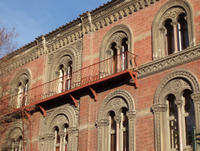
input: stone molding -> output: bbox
[152,104,167,113]
[137,44,200,78]
[154,69,200,105]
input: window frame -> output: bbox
[152,0,195,60]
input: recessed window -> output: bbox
[57,56,73,93]
[15,75,29,108]
[152,1,194,60]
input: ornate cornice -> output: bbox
[137,44,200,78]
[83,0,161,34]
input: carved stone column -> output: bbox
[172,21,179,53]
[59,132,65,151]
[152,103,167,151]
[191,93,200,136]
[127,111,136,151]
[175,99,184,151]
[192,93,200,151]
[97,119,109,151]
[115,116,121,151]
[159,27,167,58]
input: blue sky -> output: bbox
[0,0,110,50]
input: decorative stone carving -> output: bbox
[127,111,136,120]
[152,0,195,60]
[152,104,167,113]
[191,93,200,102]
[97,89,135,151]
[162,7,185,21]
[153,69,200,151]
[39,105,78,151]
[97,119,109,127]
[138,45,200,78]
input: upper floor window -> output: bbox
[152,0,194,60]
[162,11,189,56]
[56,56,73,93]
[100,25,133,78]
[17,79,29,108]
[11,71,31,108]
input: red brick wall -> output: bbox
[1,0,200,150]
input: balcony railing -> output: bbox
[0,51,137,113]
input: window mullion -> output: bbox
[172,22,179,53]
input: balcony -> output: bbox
[0,51,137,115]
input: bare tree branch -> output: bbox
[0,26,18,57]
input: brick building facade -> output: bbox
[0,0,200,151]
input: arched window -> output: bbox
[107,109,129,151]
[53,124,69,151]
[152,71,200,151]
[107,32,129,74]
[14,73,30,108]
[100,25,133,78]
[56,56,73,93]
[152,0,194,60]
[162,10,189,55]
[97,90,135,151]
[10,136,23,151]
[6,127,24,151]
[39,105,78,151]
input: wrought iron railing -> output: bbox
[0,51,137,113]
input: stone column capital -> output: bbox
[127,111,136,120]
[175,99,183,108]
[97,119,109,127]
[152,103,167,113]
[191,92,200,102]
[114,116,121,124]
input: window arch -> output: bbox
[39,105,78,151]
[97,90,136,151]
[4,127,24,151]
[152,0,195,60]
[152,70,200,151]
[56,56,73,93]
[47,47,81,95]
[100,25,133,77]
[11,69,31,108]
